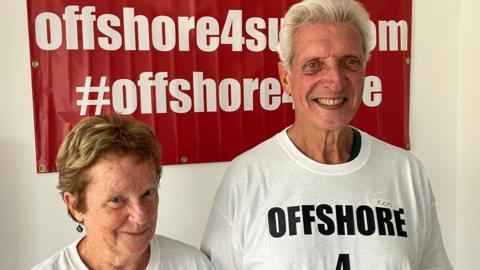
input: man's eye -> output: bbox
[302,61,322,73]
[343,57,362,71]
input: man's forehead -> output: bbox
[292,22,364,61]
[294,21,362,39]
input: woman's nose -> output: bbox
[128,203,148,224]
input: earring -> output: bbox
[76,224,83,233]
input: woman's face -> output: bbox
[74,153,159,258]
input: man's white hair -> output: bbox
[278,0,372,70]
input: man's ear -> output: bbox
[277,62,292,95]
[63,192,83,222]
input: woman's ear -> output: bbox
[63,192,83,222]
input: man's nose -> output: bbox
[322,64,345,91]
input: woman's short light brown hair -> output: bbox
[56,113,161,221]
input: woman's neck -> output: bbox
[77,236,150,270]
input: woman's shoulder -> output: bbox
[149,235,213,269]
[30,239,85,270]
[153,234,203,255]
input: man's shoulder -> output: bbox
[363,130,416,159]
[361,130,424,170]
[231,131,283,165]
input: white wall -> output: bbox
[1,0,476,269]
[409,0,460,263]
[456,0,480,268]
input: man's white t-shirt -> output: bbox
[201,128,452,270]
[32,234,213,270]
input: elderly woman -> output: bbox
[32,114,213,270]
[201,0,452,269]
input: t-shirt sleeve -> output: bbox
[201,202,241,270]
[201,162,245,270]
[419,184,453,270]
[190,247,215,270]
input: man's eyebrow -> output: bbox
[300,56,327,62]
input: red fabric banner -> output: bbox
[26,0,411,172]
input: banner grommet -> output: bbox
[31,60,40,68]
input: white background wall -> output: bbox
[456,0,480,268]
[0,0,478,269]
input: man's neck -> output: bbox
[286,124,353,164]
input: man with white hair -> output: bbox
[201,0,452,269]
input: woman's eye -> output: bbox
[143,189,157,198]
[108,196,124,207]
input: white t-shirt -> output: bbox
[32,234,213,270]
[201,128,452,270]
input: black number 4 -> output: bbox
[336,254,351,270]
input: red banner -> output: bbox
[26,0,411,172]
